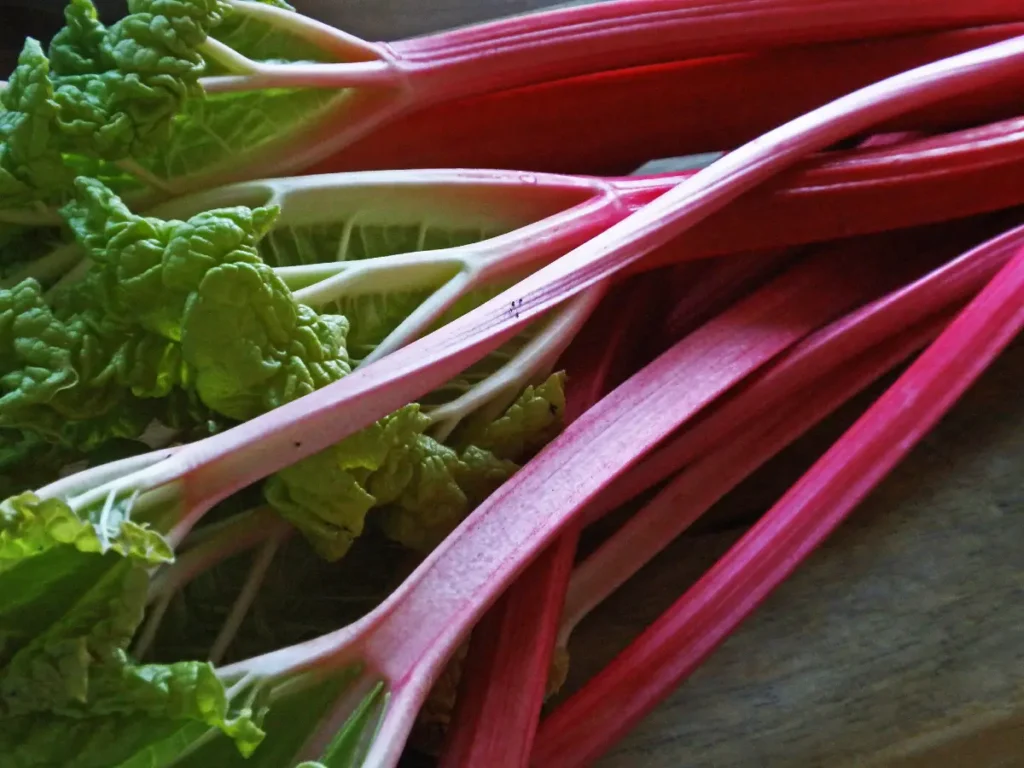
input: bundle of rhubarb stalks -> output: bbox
[3,0,1024,766]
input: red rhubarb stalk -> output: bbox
[171,31,1024,505]
[196,0,1024,191]
[324,25,1024,175]
[560,311,952,653]
[590,221,1024,522]
[621,116,1024,263]
[313,114,1024,275]
[436,526,577,768]
[438,265,721,767]
[339,244,892,767]
[559,222,1024,651]
[438,233,908,767]
[657,249,794,342]
[390,0,1024,100]
[532,239,1024,768]
[152,114,1024,309]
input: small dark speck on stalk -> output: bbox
[293,441,302,448]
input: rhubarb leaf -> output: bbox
[138,0,352,186]
[59,178,352,422]
[0,276,191,449]
[457,372,568,461]
[0,0,348,214]
[0,558,152,714]
[265,375,568,557]
[373,432,515,553]
[0,492,171,572]
[0,532,262,763]
[0,695,263,767]
[169,673,365,768]
[0,714,211,768]
[0,492,169,667]
[0,40,71,207]
[264,405,508,558]
[0,0,232,214]
[182,260,351,420]
[207,0,333,64]
[260,220,504,361]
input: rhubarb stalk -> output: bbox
[326,25,1024,175]
[532,241,1024,768]
[438,272,663,768]
[589,219,1024,522]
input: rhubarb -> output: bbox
[533,234,1024,768]
[4,34,1023,767]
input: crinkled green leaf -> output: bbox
[61,178,352,421]
[182,259,350,419]
[0,40,72,206]
[62,176,276,338]
[0,278,78,413]
[0,544,262,762]
[459,372,568,461]
[49,0,227,162]
[264,406,426,559]
[0,550,115,666]
[0,500,166,675]
[0,0,230,213]
[0,492,172,569]
[48,0,107,76]
[374,437,515,552]
[0,276,192,448]
[375,376,568,550]
[0,559,150,714]
[267,405,516,556]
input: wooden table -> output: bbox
[319,1,1024,764]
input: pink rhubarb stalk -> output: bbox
[206,0,1024,189]
[559,311,953,657]
[589,220,1024,522]
[438,226,932,767]
[531,240,1024,768]
[327,25,1024,175]
[165,28,1024,515]
[438,272,675,768]
[560,222,1024,654]
[389,0,1024,100]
